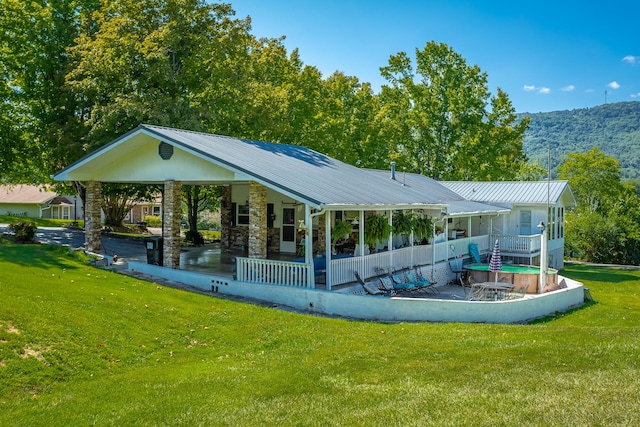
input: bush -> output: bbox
[142,215,162,227]
[9,220,37,242]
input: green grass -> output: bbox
[1,238,639,426]
[0,215,83,228]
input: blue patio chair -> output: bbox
[410,267,439,294]
[469,243,481,264]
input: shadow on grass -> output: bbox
[0,238,85,271]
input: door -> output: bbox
[281,207,296,253]
[520,210,531,235]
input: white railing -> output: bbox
[491,234,541,254]
[234,234,540,288]
[235,257,311,288]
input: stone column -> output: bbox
[248,182,267,259]
[163,180,182,269]
[220,186,232,251]
[84,181,102,253]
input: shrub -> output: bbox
[9,220,37,242]
[142,215,162,227]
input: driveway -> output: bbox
[0,224,148,263]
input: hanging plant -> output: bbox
[411,215,434,243]
[331,219,353,247]
[364,213,391,251]
[392,211,415,237]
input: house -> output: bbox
[52,124,584,323]
[0,185,82,220]
[441,181,576,270]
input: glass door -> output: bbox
[281,208,296,253]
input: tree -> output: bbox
[0,0,100,183]
[559,148,640,264]
[378,41,528,180]
[101,183,158,228]
[558,147,624,213]
[183,185,220,244]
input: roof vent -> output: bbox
[390,161,396,180]
[158,142,174,160]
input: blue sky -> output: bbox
[228,0,640,113]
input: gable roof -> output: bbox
[0,185,58,204]
[54,124,447,211]
[440,181,577,207]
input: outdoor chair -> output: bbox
[354,271,385,296]
[449,258,464,285]
[508,285,528,299]
[406,268,438,295]
[375,267,418,295]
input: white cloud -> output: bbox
[585,89,595,93]
[631,93,640,98]
[561,85,575,92]
[608,81,621,89]
[523,85,550,94]
[623,55,638,63]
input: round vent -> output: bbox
[158,141,174,160]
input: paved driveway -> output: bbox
[1,224,148,263]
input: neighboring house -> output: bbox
[126,198,162,224]
[0,185,82,220]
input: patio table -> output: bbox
[471,282,515,301]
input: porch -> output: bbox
[233,233,545,290]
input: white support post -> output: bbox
[388,209,393,268]
[325,212,332,291]
[305,205,314,288]
[539,226,548,293]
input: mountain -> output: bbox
[518,101,640,180]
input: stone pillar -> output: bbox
[163,180,182,269]
[220,186,232,251]
[248,182,267,259]
[84,181,102,253]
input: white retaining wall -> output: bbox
[128,261,585,324]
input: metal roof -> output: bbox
[54,125,447,210]
[365,171,511,216]
[440,181,576,206]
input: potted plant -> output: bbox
[364,213,391,252]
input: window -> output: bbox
[153,205,161,216]
[237,204,249,225]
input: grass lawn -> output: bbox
[0,215,83,228]
[1,238,639,426]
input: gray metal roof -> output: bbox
[54,125,447,210]
[365,171,511,216]
[440,181,576,206]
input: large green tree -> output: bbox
[378,41,528,180]
[0,0,100,182]
[559,148,640,264]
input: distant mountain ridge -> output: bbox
[518,101,640,180]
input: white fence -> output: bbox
[235,234,536,288]
[491,234,541,254]
[236,257,311,288]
